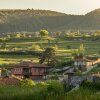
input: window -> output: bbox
[39,68,42,71]
[34,68,37,72]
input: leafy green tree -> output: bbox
[1,42,6,49]
[55,32,61,38]
[1,68,9,77]
[78,43,85,55]
[67,45,71,49]
[40,29,49,37]
[72,44,85,60]
[23,33,26,38]
[39,47,57,65]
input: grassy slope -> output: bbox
[0,84,100,100]
[0,37,100,65]
[67,87,100,100]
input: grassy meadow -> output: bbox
[0,80,100,100]
[0,36,100,66]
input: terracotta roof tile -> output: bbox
[9,61,50,68]
[86,57,99,61]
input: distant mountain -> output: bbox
[86,8,100,16]
[0,9,100,33]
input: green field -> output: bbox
[0,37,100,65]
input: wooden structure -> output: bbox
[9,61,50,80]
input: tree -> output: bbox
[1,42,6,49]
[72,44,85,59]
[40,29,49,37]
[1,68,9,77]
[67,45,71,49]
[55,32,61,38]
[16,33,21,38]
[39,47,57,66]
[78,43,85,55]
[23,33,26,38]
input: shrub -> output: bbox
[40,29,49,37]
[36,82,47,86]
[20,79,36,87]
[31,45,41,51]
[81,80,93,88]
[46,80,64,96]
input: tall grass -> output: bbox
[66,81,100,100]
[0,80,65,100]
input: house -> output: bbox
[8,61,50,80]
[74,56,100,71]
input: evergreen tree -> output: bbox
[78,43,85,56]
[39,47,57,66]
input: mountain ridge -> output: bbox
[0,8,100,33]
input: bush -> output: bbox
[46,80,64,96]
[40,30,49,37]
[0,80,66,100]
[81,80,100,90]
[81,80,93,87]
[20,79,36,87]
[36,82,47,87]
[31,45,41,51]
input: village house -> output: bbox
[74,56,100,71]
[8,61,50,80]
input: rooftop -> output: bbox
[75,56,99,62]
[9,61,50,68]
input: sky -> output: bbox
[0,0,100,15]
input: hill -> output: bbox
[0,9,100,33]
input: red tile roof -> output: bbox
[86,57,99,61]
[9,61,50,68]
[75,56,99,62]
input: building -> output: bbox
[9,61,50,80]
[74,56,100,71]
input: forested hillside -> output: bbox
[0,8,100,33]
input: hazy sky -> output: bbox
[0,0,100,15]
